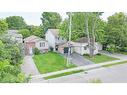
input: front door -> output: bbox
[55,45,58,51]
[29,47,33,55]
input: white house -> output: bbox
[5,30,23,43]
[24,35,49,55]
[72,37,102,55]
[45,29,67,51]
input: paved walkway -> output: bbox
[21,56,40,76]
[39,63,127,83]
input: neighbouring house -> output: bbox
[24,35,49,55]
[57,37,102,55]
[72,37,102,55]
[5,30,23,43]
[45,29,67,51]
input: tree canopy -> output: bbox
[59,12,106,42]
[6,16,26,30]
[105,12,127,51]
[0,19,8,34]
[41,12,62,32]
[0,37,25,83]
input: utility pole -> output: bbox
[67,12,72,67]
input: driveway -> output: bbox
[41,63,127,83]
[100,51,127,60]
[21,56,40,76]
[70,53,94,66]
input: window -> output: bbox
[84,46,87,50]
[40,42,45,47]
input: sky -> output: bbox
[0,12,115,26]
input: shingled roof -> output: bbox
[24,35,46,42]
[48,29,59,37]
[75,37,94,43]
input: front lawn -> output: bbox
[33,52,76,74]
[84,54,119,63]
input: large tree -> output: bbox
[6,16,26,30]
[0,38,25,83]
[41,12,62,32]
[105,12,127,51]
[59,12,105,41]
[0,19,8,34]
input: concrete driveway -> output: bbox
[100,51,127,60]
[41,63,127,83]
[21,56,40,76]
[70,53,94,66]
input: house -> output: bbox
[5,30,23,43]
[45,29,67,51]
[72,37,102,55]
[24,35,49,55]
[57,37,102,55]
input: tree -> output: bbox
[0,19,8,35]
[26,25,44,38]
[6,16,26,30]
[106,12,127,51]
[0,60,25,83]
[19,29,31,38]
[60,12,105,41]
[0,39,25,83]
[41,12,62,32]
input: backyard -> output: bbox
[84,54,119,63]
[33,52,76,74]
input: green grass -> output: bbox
[33,52,76,74]
[84,54,119,63]
[44,70,84,79]
[118,51,127,55]
[103,61,127,67]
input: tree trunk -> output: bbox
[85,13,91,56]
[91,13,99,57]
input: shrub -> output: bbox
[121,47,127,52]
[50,47,54,51]
[83,54,90,57]
[106,44,117,53]
[97,53,101,56]
[33,48,41,55]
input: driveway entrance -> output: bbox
[70,53,94,66]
